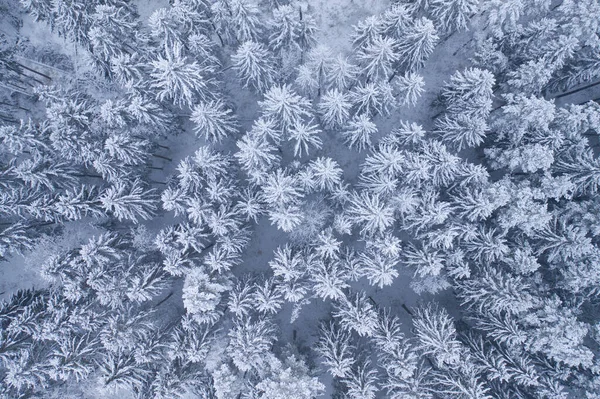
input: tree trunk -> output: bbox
[388,70,397,83]
[439,32,454,45]
[152,291,174,309]
[152,153,173,162]
[27,221,57,229]
[551,1,563,11]
[452,38,473,56]
[14,61,52,81]
[0,113,18,123]
[73,173,103,179]
[210,22,225,47]
[0,82,31,96]
[14,55,69,74]
[551,79,600,100]
[367,295,378,306]
[490,102,505,113]
[0,101,30,111]
[431,109,444,120]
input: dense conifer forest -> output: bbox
[2,0,600,398]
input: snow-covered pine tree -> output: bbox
[429,0,479,35]
[260,168,306,232]
[451,186,501,222]
[295,64,319,97]
[554,147,600,194]
[28,0,94,46]
[314,228,342,263]
[456,266,536,316]
[269,4,316,54]
[255,353,325,399]
[268,244,306,283]
[104,133,150,166]
[396,17,439,73]
[440,67,495,119]
[227,316,277,373]
[333,291,379,337]
[380,3,414,39]
[235,132,280,176]
[252,277,284,315]
[373,308,407,356]
[268,204,304,232]
[434,113,489,150]
[19,0,53,23]
[357,36,400,81]
[480,0,526,34]
[499,19,580,96]
[309,259,349,301]
[149,7,184,48]
[318,89,352,130]
[490,93,556,147]
[463,226,509,263]
[11,155,78,191]
[343,359,379,399]
[191,100,239,143]
[402,242,445,279]
[232,41,277,93]
[288,120,323,157]
[259,84,312,133]
[418,140,464,187]
[299,45,332,96]
[413,303,462,368]
[358,166,399,197]
[228,0,264,43]
[548,50,600,95]
[262,168,304,207]
[352,15,382,50]
[383,120,427,147]
[350,81,395,116]
[99,179,157,223]
[227,277,257,319]
[346,190,394,236]
[395,72,425,106]
[360,145,405,183]
[429,364,491,399]
[189,32,220,66]
[360,249,400,288]
[342,114,377,151]
[0,223,34,260]
[150,42,215,108]
[487,143,555,174]
[182,266,232,324]
[88,4,142,75]
[316,321,355,378]
[325,55,360,91]
[295,7,318,51]
[306,157,344,193]
[125,94,172,131]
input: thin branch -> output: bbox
[152,153,173,162]
[550,79,600,100]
